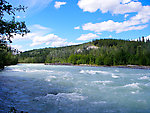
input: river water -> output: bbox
[0,64,150,113]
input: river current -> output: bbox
[0,64,150,113]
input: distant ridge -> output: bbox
[19,39,150,66]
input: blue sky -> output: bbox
[7,0,150,51]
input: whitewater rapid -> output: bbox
[0,64,150,113]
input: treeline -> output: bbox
[19,44,85,63]
[69,39,150,66]
[19,39,150,66]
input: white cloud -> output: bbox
[82,6,150,33]
[82,20,147,33]
[31,34,65,46]
[112,1,142,14]
[122,0,132,4]
[31,33,80,47]
[77,33,99,41]
[78,0,142,14]
[130,6,150,24]
[74,26,80,30]
[28,24,52,36]
[54,1,67,9]
[78,0,150,33]
[12,24,78,48]
[29,24,51,32]
[12,33,77,49]
[31,24,50,30]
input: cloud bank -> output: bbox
[77,0,150,33]
[12,24,78,49]
[78,0,142,14]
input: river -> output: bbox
[0,64,150,113]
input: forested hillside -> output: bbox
[19,39,150,66]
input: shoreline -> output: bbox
[44,63,150,70]
[77,64,150,70]
[109,65,150,70]
[17,63,150,70]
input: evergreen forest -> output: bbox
[19,39,150,66]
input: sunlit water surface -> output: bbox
[0,64,150,113]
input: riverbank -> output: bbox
[0,63,18,70]
[45,63,73,66]
[78,64,150,70]
[112,65,150,70]
[44,63,150,70]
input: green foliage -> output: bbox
[95,55,104,65]
[19,39,150,66]
[113,49,128,65]
[0,0,29,68]
[0,0,29,42]
[0,48,18,68]
[104,56,113,66]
